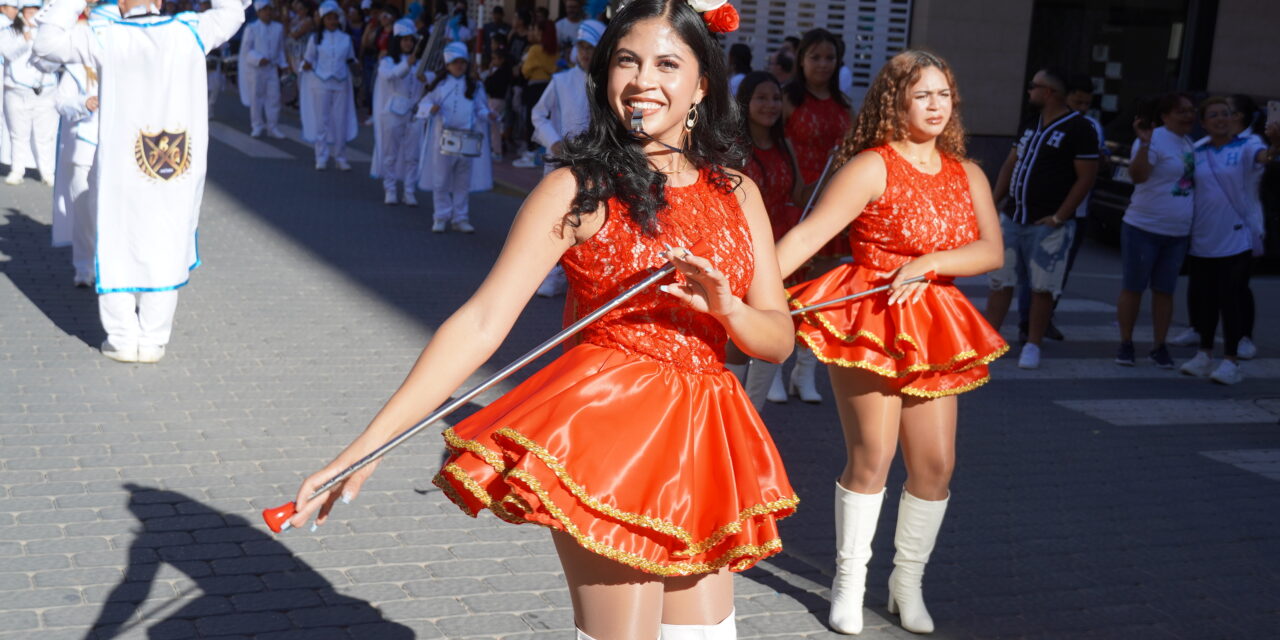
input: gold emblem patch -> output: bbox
[134,129,192,181]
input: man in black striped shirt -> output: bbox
[984,67,1099,369]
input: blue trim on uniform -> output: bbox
[76,135,98,147]
[101,12,205,52]
[94,231,202,294]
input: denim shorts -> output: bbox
[1121,222,1189,294]
[988,215,1076,296]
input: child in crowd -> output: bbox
[371,18,426,205]
[416,41,494,234]
[302,0,358,170]
[238,0,288,138]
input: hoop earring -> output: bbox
[685,104,700,131]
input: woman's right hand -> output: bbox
[287,456,383,530]
[1132,117,1153,144]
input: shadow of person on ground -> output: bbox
[85,483,414,639]
[0,208,103,349]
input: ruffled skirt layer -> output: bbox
[788,263,1009,397]
[434,343,798,576]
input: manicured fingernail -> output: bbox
[279,522,292,532]
[309,522,319,533]
[341,493,352,505]
[658,285,669,294]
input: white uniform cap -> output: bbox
[392,18,415,37]
[19,0,42,8]
[360,0,371,8]
[0,0,20,8]
[318,0,340,18]
[442,41,468,65]
[253,0,271,11]
[576,19,605,47]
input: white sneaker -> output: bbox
[765,368,787,404]
[335,158,352,171]
[101,340,138,363]
[41,175,55,187]
[315,160,328,171]
[137,344,166,364]
[452,220,475,233]
[432,219,447,233]
[1017,342,1041,369]
[1209,359,1243,385]
[402,190,418,207]
[512,152,538,169]
[250,128,264,138]
[1169,326,1200,347]
[268,127,286,139]
[384,191,398,205]
[4,173,22,185]
[1237,337,1257,360]
[1179,351,1214,377]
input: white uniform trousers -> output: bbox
[0,88,9,166]
[4,86,57,180]
[99,290,180,349]
[378,112,421,193]
[208,69,225,110]
[69,162,97,281]
[313,78,349,164]
[432,153,473,224]
[249,66,281,133]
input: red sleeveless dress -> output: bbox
[435,171,798,576]
[786,93,853,258]
[788,145,1009,397]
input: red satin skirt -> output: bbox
[434,343,798,576]
[788,263,1009,398]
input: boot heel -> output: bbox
[886,594,898,615]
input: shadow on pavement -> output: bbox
[0,208,103,349]
[85,483,414,639]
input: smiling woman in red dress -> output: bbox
[776,50,1006,635]
[282,1,797,638]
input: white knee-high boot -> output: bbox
[724,362,748,385]
[789,347,823,403]
[743,359,780,412]
[576,629,598,640]
[660,608,735,639]
[887,490,949,634]
[829,484,885,634]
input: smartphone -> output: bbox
[1268,100,1280,128]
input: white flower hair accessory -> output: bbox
[686,0,739,33]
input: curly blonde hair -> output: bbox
[835,50,967,167]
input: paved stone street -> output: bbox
[2,99,1279,639]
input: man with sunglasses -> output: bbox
[984,67,1100,369]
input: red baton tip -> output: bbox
[263,502,297,533]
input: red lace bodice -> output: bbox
[785,94,852,184]
[851,145,979,274]
[743,144,801,242]
[561,171,755,374]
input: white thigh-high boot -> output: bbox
[660,608,735,639]
[766,366,787,404]
[575,629,598,640]
[743,359,780,412]
[887,490,949,634]
[830,484,885,634]
[789,346,823,403]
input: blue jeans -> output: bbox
[1120,222,1188,294]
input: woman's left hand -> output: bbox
[660,247,740,318]
[887,258,935,306]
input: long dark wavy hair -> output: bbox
[737,71,797,189]
[784,28,848,110]
[553,0,745,235]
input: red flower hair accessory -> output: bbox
[687,0,739,34]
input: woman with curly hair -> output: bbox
[283,1,797,637]
[776,50,1006,634]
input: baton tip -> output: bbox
[262,502,297,533]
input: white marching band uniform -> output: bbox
[301,1,356,170]
[237,0,285,137]
[50,61,97,285]
[416,41,491,230]
[1,0,58,185]
[35,0,246,361]
[530,19,601,297]
[370,18,425,205]
[0,0,13,168]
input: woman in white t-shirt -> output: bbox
[1114,93,1195,369]
[1178,97,1280,384]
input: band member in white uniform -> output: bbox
[529,18,600,297]
[237,0,286,138]
[0,0,17,169]
[370,18,425,206]
[302,0,356,171]
[1,0,58,186]
[416,41,494,234]
[51,56,98,287]
[35,0,246,364]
